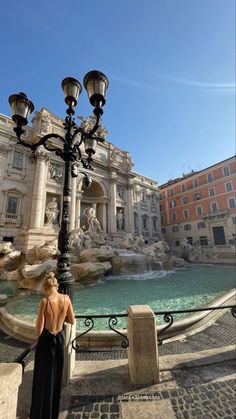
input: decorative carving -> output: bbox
[32,109,52,135]
[116,184,125,199]
[48,163,63,183]
[78,115,108,139]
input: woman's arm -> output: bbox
[65,297,75,324]
[35,299,46,336]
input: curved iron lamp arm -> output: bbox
[15,132,66,157]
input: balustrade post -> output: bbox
[127,305,159,385]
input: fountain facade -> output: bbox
[0,110,162,253]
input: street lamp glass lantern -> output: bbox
[84,137,97,156]
[61,77,82,107]
[83,70,109,108]
[8,92,34,126]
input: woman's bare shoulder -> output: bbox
[63,294,73,305]
[39,297,47,307]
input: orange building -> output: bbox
[159,156,236,246]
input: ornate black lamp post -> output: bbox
[9,71,109,299]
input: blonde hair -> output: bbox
[42,272,58,290]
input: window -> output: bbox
[170,200,176,208]
[175,240,180,246]
[172,212,177,221]
[6,197,18,214]
[170,188,174,196]
[211,202,218,212]
[134,212,139,229]
[12,151,23,169]
[160,205,163,211]
[142,215,148,229]
[200,236,208,245]
[196,206,202,215]
[172,226,179,232]
[182,196,188,204]
[152,217,157,231]
[197,222,206,229]
[184,224,191,231]
[229,198,236,209]
[225,182,233,192]
[193,179,199,187]
[207,173,213,182]
[181,184,186,192]
[183,209,189,218]
[187,237,193,245]
[223,166,230,176]
[193,192,201,201]
[232,216,236,225]
[208,188,215,197]
[162,227,166,233]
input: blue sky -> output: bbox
[1,0,235,184]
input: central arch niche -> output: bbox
[80,181,107,232]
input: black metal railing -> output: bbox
[71,313,129,352]
[155,305,236,346]
[14,339,38,371]
[14,304,236,365]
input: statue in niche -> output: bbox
[48,164,63,183]
[117,184,124,199]
[45,197,60,225]
[116,209,124,230]
[83,207,103,234]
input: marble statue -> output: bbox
[116,209,124,230]
[83,207,103,234]
[45,197,60,225]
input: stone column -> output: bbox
[127,305,159,385]
[102,200,108,233]
[126,181,134,233]
[108,173,117,234]
[29,151,48,229]
[75,193,82,229]
[70,177,77,231]
[138,199,142,236]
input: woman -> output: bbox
[29,272,75,419]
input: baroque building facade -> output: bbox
[0,109,161,251]
[159,156,236,247]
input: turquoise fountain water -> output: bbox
[2,264,235,329]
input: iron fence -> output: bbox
[13,304,236,365]
[71,313,129,352]
[155,304,236,345]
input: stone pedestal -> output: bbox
[62,322,76,386]
[127,305,159,385]
[14,227,59,252]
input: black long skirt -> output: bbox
[30,328,65,419]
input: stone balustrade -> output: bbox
[0,363,22,419]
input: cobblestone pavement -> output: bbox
[0,328,34,363]
[66,379,236,419]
